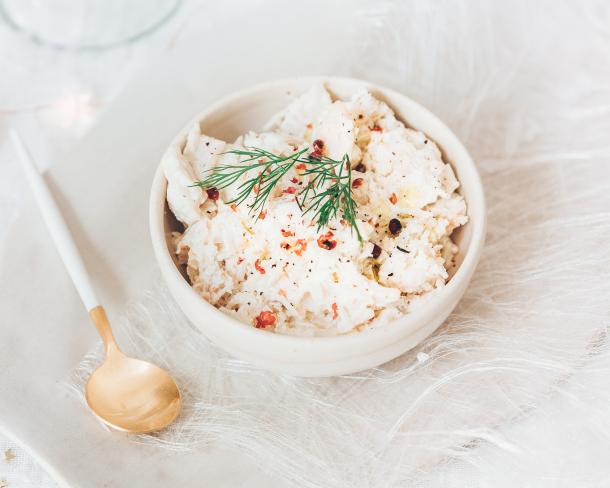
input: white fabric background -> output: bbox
[0,445,57,488]
[1,1,610,486]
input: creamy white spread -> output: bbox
[163,85,468,336]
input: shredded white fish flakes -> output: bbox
[163,86,467,335]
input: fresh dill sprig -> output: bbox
[192,146,362,241]
[299,154,362,241]
[196,147,309,215]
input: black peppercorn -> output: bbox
[388,218,402,235]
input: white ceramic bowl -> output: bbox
[150,76,486,377]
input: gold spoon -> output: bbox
[11,130,181,434]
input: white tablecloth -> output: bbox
[0,440,57,488]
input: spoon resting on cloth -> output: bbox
[11,130,181,434]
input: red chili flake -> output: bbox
[253,184,259,194]
[371,124,383,132]
[281,229,295,237]
[280,242,291,250]
[317,231,337,250]
[290,177,299,184]
[309,150,323,161]
[258,210,267,220]
[206,187,219,201]
[332,303,339,320]
[258,158,265,164]
[284,186,297,194]
[254,259,266,274]
[230,204,238,212]
[389,192,398,204]
[237,257,244,265]
[313,139,325,152]
[352,178,364,188]
[306,123,313,129]
[255,311,276,329]
[294,239,308,256]
[372,244,382,259]
[295,163,306,170]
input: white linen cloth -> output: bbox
[0,440,57,488]
[1,1,610,487]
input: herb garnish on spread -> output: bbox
[192,145,362,241]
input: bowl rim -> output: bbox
[150,75,486,350]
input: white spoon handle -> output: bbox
[11,129,100,311]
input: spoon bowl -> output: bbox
[86,351,181,433]
[85,306,181,433]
